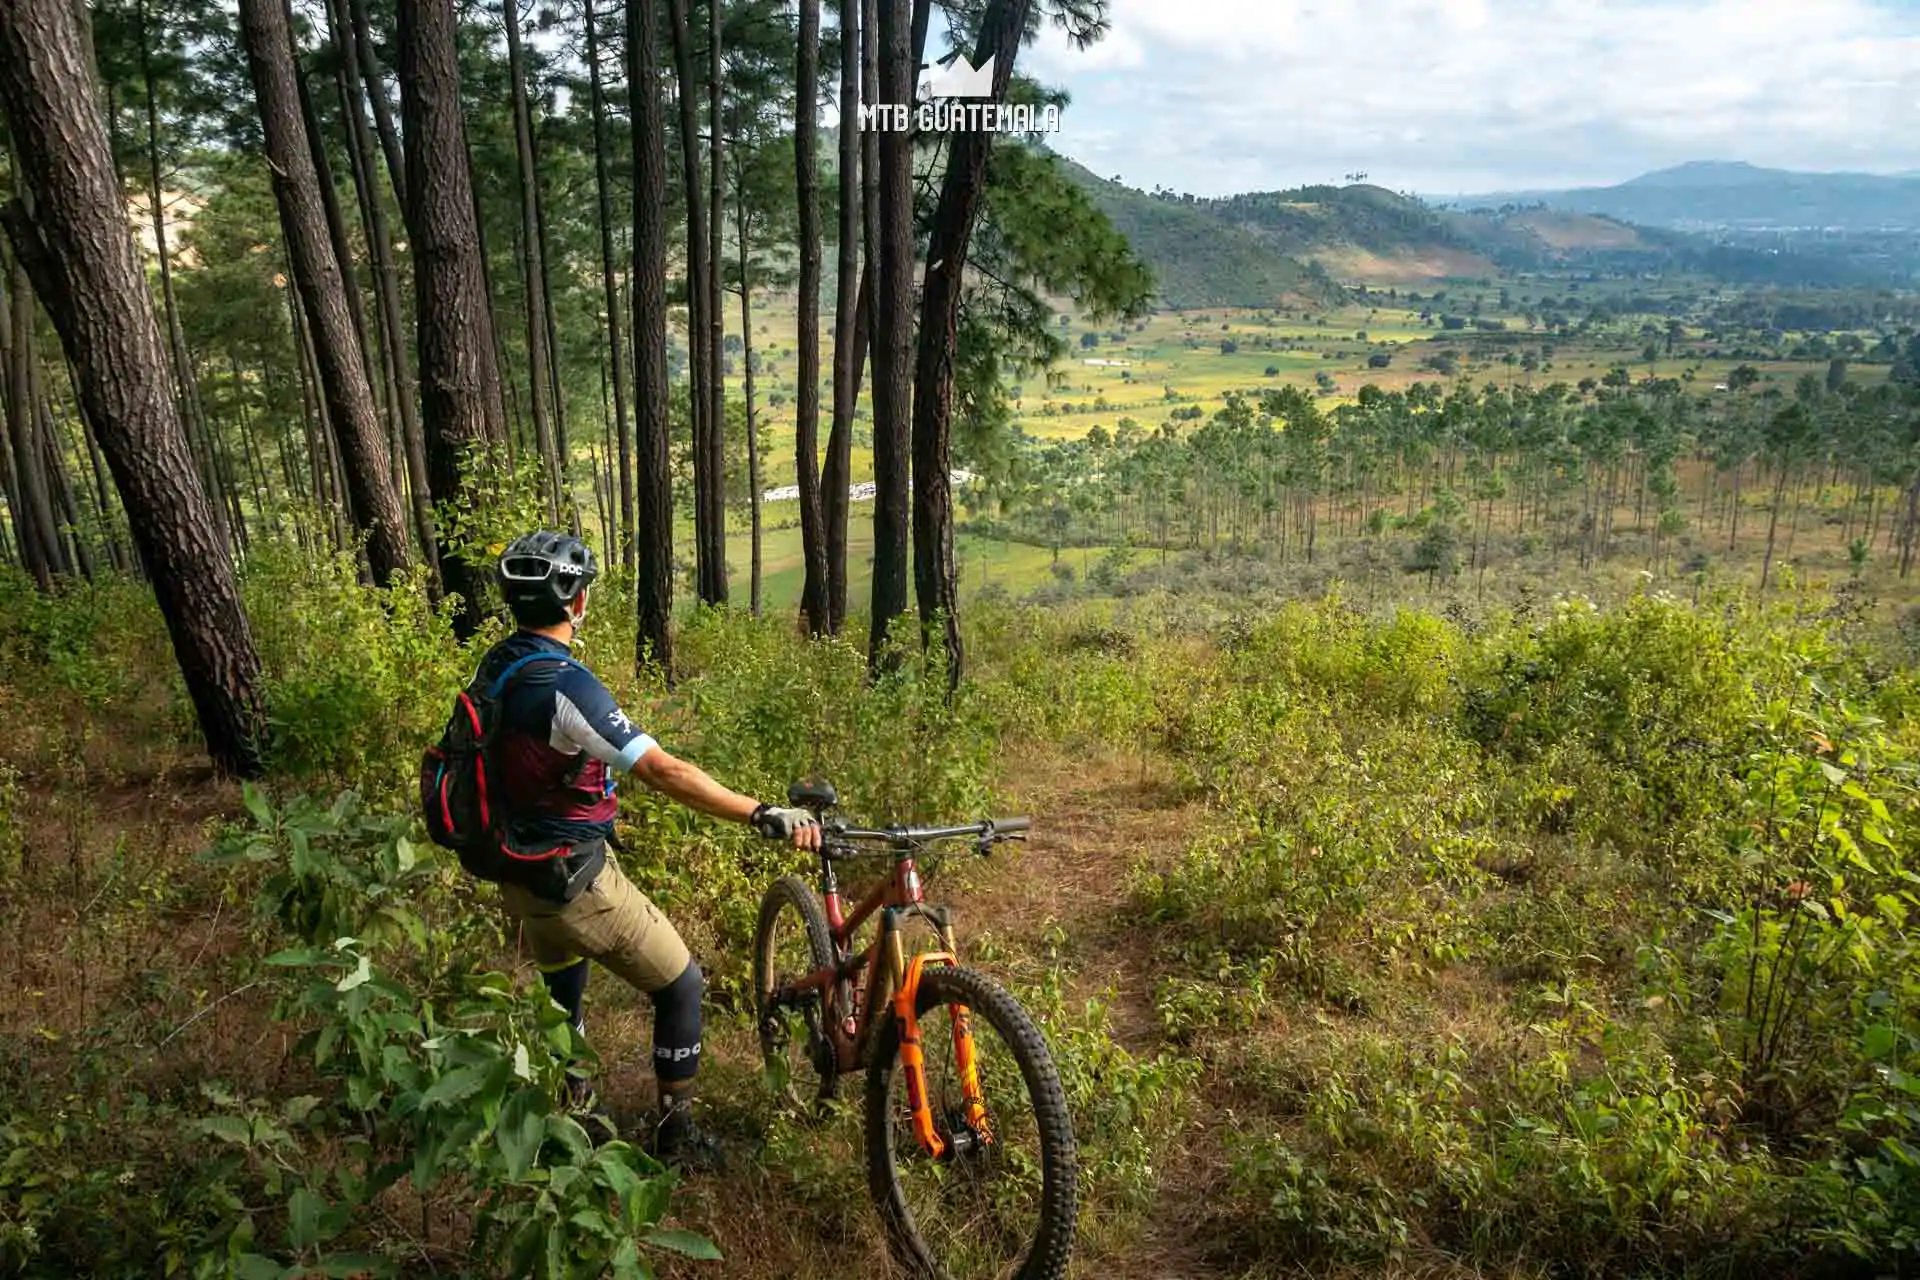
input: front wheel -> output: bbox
[866,965,1077,1280]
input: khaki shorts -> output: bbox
[500,855,692,994]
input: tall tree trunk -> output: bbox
[540,210,571,509]
[502,0,562,524]
[53,347,114,568]
[867,0,912,668]
[585,0,635,579]
[329,0,438,580]
[73,369,128,571]
[332,50,406,502]
[241,0,413,587]
[39,391,94,579]
[1,259,65,585]
[398,0,509,631]
[629,0,675,672]
[822,0,861,635]
[0,0,269,773]
[229,352,278,538]
[139,0,230,555]
[705,0,725,579]
[595,351,615,548]
[293,62,378,417]
[793,0,828,633]
[909,0,1030,688]
[737,216,761,617]
[666,0,724,604]
[0,333,31,582]
[1761,460,1788,591]
[347,0,407,198]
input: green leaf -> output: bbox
[393,836,417,874]
[288,1185,326,1250]
[567,1208,618,1238]
[243,783,274,829]
[1819,761,1849,786]
[1864,1024,1900,1060]
[605,1160,672,1231]
[289,827,314,879]
[231,1254,285,1280]
[264,948,326,968]
[611,1238,656,1280]
[199,1115,253,1147]
[497,1092,547,1181]
[422,1063,491,1109]
[542,1113,592,1162]
[642,1228,722,1260]
[284,1095,324,1126]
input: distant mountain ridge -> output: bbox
[1053,156,1865,307]
[1450,161,1920,231]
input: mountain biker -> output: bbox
[478,530,820,1167]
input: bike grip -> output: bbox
[992,817,1032,833]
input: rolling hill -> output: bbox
[1054,157,1750,300]
[1057,155,1896,303]
[1056,159,1343,309]
[1452,161,1920,232]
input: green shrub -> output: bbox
[241,542,482,791]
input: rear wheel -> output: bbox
[866,965,1077,1280]
[752,874,840,1109]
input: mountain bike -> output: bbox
[752,780,1077,1280]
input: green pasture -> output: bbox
[633,287,1852,482]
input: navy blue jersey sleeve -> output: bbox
[549,664,658,770]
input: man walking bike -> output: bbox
[450,530,818,1167]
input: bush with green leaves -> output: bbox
[189,786,719,1278]
[241,542,485,791]
[0,567,186,752]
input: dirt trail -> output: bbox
[943,748,1237,1280]
[945,747,1191,1053]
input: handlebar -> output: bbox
[821,815,1030,856]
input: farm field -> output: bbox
[715,288,1853,472]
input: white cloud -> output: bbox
[1019,0,1920,194]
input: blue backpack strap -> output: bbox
[484,651,590,699]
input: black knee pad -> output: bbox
[650,959,704,1082]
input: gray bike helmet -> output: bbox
[497,530,599,625]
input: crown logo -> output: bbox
[922,51,996,99]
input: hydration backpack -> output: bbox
[419,651,589,883]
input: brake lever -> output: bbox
[976,831,1027,858]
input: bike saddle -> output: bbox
[787,778,838,812]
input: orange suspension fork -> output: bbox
[895,948,961,1159]
[948,1001,993,1142]
[934,920,992,1141]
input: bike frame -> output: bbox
[773,822,1007,1161]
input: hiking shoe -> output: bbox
[646,1098,726,1173]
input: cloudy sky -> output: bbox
[1003,0,1920,197]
